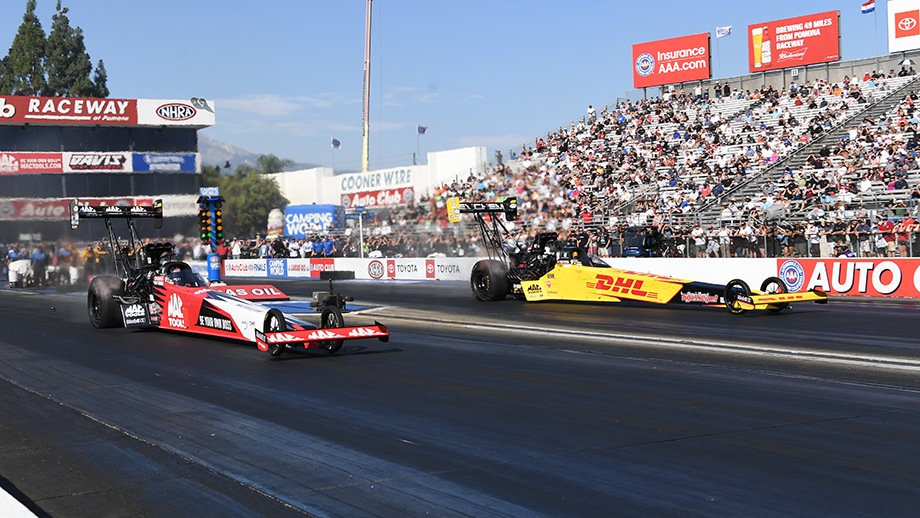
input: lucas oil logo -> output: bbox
[167,293,186,328]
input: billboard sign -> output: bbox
[631,33,711,89]
[0,96,215,128]
[747,10,840,72]
[340,187,415,209]
[283,204,345,237]
[132,153,198,173]
[0,152,64,174]
[889,0,920,52]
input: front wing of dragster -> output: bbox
[255,322,389,352]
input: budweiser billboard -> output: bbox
[632,33,711,89]
[0,96,215,128]
[747,10,840,73]
[888,0,920,52]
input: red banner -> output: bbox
[632,33,711,89]
[0,96,137,126]
[0,152,64,174]
[748,10,840,73]
[0,197,153,221]
[340,187,415,209]
[777,258,920,298]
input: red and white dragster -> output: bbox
[72,199,388,356]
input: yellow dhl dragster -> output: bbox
[447,197,828,314]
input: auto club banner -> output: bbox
[340,187,415,209]
[777,258,920,298]
[0,197,154,221]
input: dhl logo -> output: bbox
[587,274,658,299]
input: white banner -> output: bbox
[889,0,920,53]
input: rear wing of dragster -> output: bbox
[70,199,164,229]
[446,197,518,223]
[446,197,518,262]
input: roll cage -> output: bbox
[448,197,606,287]
[70,199,175,303]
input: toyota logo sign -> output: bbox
[899,16,917,32]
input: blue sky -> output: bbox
[0,1,892,171]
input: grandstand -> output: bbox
[457,50,920,259]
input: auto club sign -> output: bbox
[340,187,415,209]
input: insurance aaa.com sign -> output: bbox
[632,33,711,89]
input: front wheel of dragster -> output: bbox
[470,259,510,301]
[724,279,751,315]
[760,276,790,313]
[265,308,287,357]
[87,275,125,329]
[320,306,345,354]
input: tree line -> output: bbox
[1,1,292,238]
[0,0,108,97]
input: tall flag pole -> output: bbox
[416,125,427,165]
[861,1,878,56]
[361,0,373,172]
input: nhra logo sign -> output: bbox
[155,103,196,121]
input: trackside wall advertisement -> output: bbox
[889,0,920,52]
[632,33,711,89]
[223,258,478,281]
[776,258,920,298]
[221,257,920,298]
[747,10,840,73]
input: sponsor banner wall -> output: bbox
[747,10,840,73]
[632,33,711,89]
[220,257,920,298]
[889,0,920,52]
[284,204,345,237]
[0,151,199,174]
[223,257,478,281]
[0,197,154,221]
[0,96,215,128]
[340,187,415,209]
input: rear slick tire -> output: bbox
[87,275,125,329]
[470,260,509,302]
